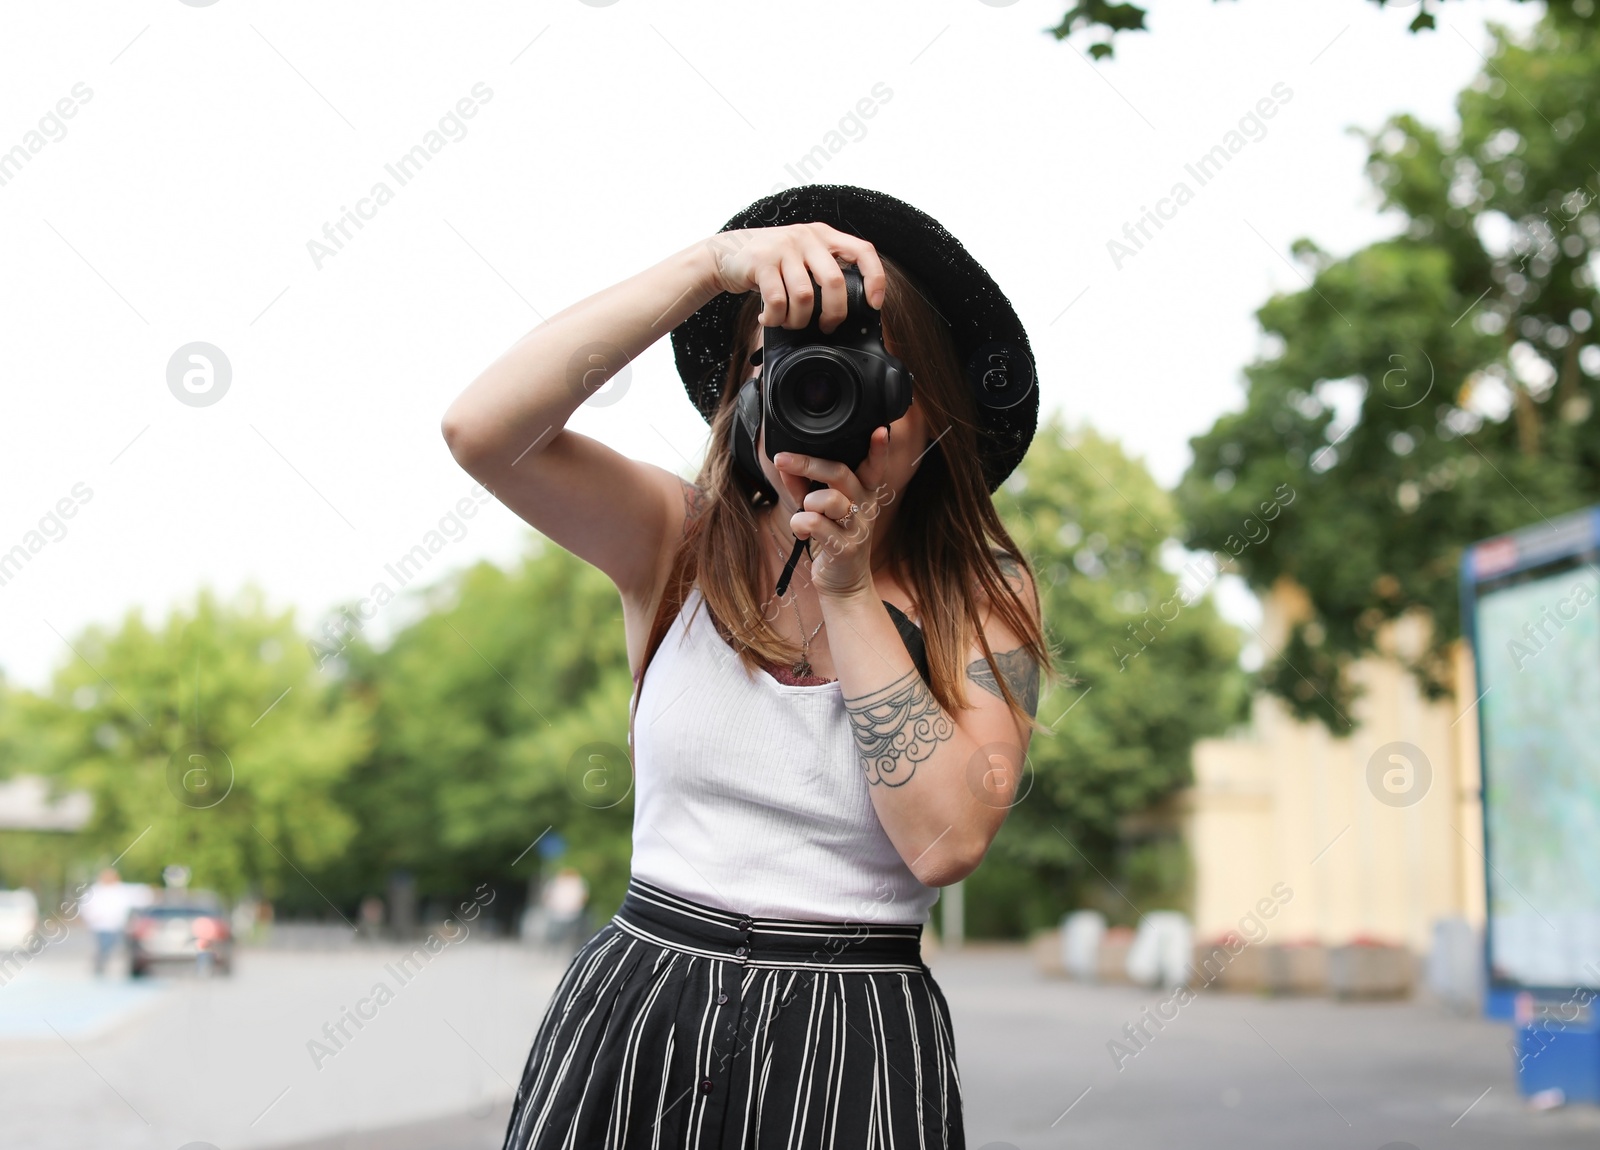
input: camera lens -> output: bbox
[771,348,858,436]
[795,368,840,416]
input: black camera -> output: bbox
[729,263,913,502]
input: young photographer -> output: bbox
[443,184,1054,1150]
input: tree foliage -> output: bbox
[1175,11,1600,729]
[968,415,1248,933]
[1048,0,1574,61]
[15,587,373,898]
[314,544,638,921]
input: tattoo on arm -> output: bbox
[681,479,710,534]
[844,669,956,787]
[994,551,1023,588]
[968,647,1041,718]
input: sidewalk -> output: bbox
[0,938,568,1150]
[0,962,171,1042]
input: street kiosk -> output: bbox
[1460,504,1600,1102]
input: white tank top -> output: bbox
[628,585,939,925]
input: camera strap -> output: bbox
[775,536,808,597]
[774,479,826,597]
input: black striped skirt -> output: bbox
[501,876,965,1149]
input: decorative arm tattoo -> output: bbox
[977,549,1041,716]
[968,647,1041,718]
[681,479,710,533]
[844,669,956,787]
[994,552,1024,586]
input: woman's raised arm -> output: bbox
[440,240,727,606]
[441,223,887,608]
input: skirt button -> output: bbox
[734,946,748,958]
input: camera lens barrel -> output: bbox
[771,348,859,434]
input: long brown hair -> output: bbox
[628,254,1056,750]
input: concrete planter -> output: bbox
[1264,943,1328,995]
[1097,927,1135,984]
[1061,910,1108,981]
[1126,912,1195,988]
[1425,917,1484,1012]
[1190,937,1268,992]
[1327,942,1413,999]
[1031,928,1065,976]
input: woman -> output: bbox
[443,184,1055,1150]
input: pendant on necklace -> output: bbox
[793,658,812,677]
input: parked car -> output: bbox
[127,891,233,977]
[0,889,40,950]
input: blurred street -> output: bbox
[4,934,1597,1150]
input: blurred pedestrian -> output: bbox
[358,895,386,941]
[81,867,132,977]
[540,867,588,952]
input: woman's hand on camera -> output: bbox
[702,222,886,333]
[775,425,893,600]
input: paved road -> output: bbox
[941,946,1598,1149]
[0,933,562,1150]
[4,936,1596,1149]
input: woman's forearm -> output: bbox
[821,586,997,887]
[441,238,724,472]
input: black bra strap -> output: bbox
[882,601,930,685]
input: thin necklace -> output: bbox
[764,510,825,677]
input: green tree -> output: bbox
[16,586,373,899]
[963,415,1248,935]
[1175,11,1600,729]
[319,542,637,922]
[0,673,80,895]
[1048,0,1574,61]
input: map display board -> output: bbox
[1464,507,1600,992]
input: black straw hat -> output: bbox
[670,184,1039,493]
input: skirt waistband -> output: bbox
[610,877,927,973]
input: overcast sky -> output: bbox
[0,0,1544,693]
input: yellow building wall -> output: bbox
[1182,579,1487,954]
